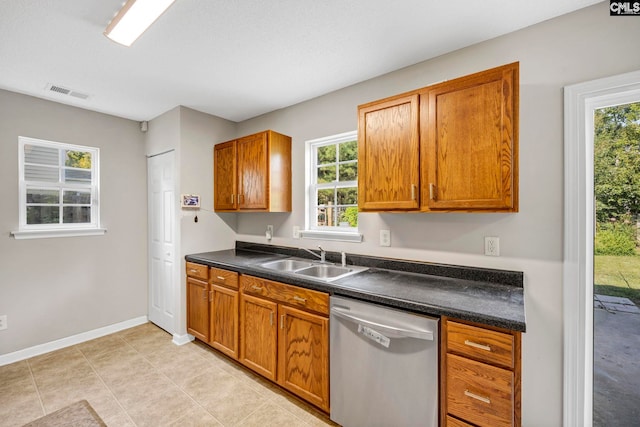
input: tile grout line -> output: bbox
[78,335,139,427]
[25,359,46,417]
[132,340,228,426]
[118,326,230,426]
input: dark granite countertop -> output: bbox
[186,242,526,332]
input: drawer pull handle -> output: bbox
[429,183,436,200]
[464,390,491,404]
[464,340,492,352]
[411,184,416,201]
[189,269,198,273]
[270,311,274,326]
[251,285,263,291]
[293,296,307,303]
[216,276,226,281]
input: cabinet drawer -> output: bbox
[210,267,239,289]
[447,321,514,369]
[186,262,209,281]
[446,415,476,427]
[446,354,514,427]
[240,275,329,315]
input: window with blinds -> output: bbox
[18,136,100,231]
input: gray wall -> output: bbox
[144,106,237,336]
[232,3,640,425]
[0,89,148,355]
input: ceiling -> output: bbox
[0,0,601,123]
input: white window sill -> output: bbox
[11,228,107,240]
[300,229,363,243]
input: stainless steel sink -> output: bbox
[295,264,356,279]
[258,258,367,282]
[260,259,313,272]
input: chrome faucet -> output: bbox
[301,245,326,263]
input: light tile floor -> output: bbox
[0,323,337,427]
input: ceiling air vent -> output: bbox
[45,83,90,100]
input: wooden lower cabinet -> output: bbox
[239,293,278,380]
[239,275,330,412]
[186,277,209,342]
[441,317,521,427]
[186,263,239,360]
[278,304,329,411]
[209,284,239,359]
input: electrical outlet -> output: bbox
[266,225,273,241]
[380,229,391,247]
[484,236,500,256]
[0,315,7,331]
[293,226,300,239]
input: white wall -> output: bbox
[0,89,148,355]
[232,3,640,426]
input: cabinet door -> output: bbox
[237,132,269,210]
[209,285,239,360]
[213,140,237,211]
[239,293,278,380]
[422,63,518,211]
[186,277,209,342]
[358,94,420,211]
[277,305,329,412]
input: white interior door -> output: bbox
[147,151,176,333]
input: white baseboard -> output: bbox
[172,333,194,346]
[0,316,148,366]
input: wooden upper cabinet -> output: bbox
[421,62,519,211]
[213,130,292,212]
[358,94,420,211]
[213,141,237,210]
[237,132,269,209]
[357,62,519,213]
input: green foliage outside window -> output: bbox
[594,103,640,255]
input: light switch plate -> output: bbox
[293,226,300,239]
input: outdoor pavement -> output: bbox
[593,295,640,426]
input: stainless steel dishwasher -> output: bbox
[330,296,439,427]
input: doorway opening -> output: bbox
[592,102,640,425]
[564,70,640,427]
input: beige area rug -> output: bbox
[23,400,106,427]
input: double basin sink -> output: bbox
[257,258,368,282]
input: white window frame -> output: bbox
[302,130,362,242]
[12,136,105,239]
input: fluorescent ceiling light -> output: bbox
[104,0,176,47]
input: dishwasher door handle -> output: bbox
[331,306,434,341]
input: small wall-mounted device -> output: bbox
[181,194,200,208]
[140,121,148,132]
